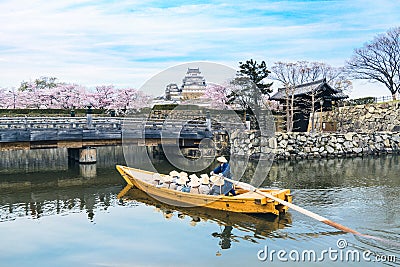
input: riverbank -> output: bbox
[230,130,400,160]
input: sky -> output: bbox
[1,0,400,98]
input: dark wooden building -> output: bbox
[270,79,348,132]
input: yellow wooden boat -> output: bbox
[116,165,292,215]
[118,186,293,238]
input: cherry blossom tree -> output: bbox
[125,89,151,111]
[50,84,88,109]
[90,85,117,109]
[204,83,231,109]
[0,88,26,109]
[12,78,57,108]
[264,99,281,111]
[0,88,6,108]
[7,88,19,109]
[1,79,151,113]
[17,88,53,109]
[111,88,151,114]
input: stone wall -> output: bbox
[230,130,400,160]
[324,101,400,132]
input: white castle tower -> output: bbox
[180,68,206,100]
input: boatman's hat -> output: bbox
[216,156,227,163]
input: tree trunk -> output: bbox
[311,94,315,132]
[289,91,295,132]
[285,88,291,132]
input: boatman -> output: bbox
[210,156,236,196]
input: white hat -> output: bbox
[169,170,180,177]
[153,173,162,181]
[189,174,199,180]
[200,174,210,185]
[188,178,200,187]
[176,177,187,185]
[179,172,189,182]
[210,175,220,184]
[213,176,225,186]
[161,175,173,183]
[216,156,227,163]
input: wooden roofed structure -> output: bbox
[270,79,348,132]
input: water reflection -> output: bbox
[0,159,124,222]
[0,184,121,222]
[265,154,400,188]
[0,146,127,173]
[0,147,399,266]
[118,186,292,250]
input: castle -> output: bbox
[165,67,207,101]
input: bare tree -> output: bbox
[346,26,400,100]
[271,62,302,132]
[271,61,349,132]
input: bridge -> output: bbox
[0,116,225,162]
[0,116,217,148]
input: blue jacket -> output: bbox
[213,163,231,178]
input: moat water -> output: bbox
[0,146,398,266]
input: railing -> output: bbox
[0,116,232,131]
[374,94,399,103]
[0,117,123,129]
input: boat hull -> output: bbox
[116,165,292,215]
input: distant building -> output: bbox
[180,68,207,100]
[165,83,181,101]
[161,67,207,104]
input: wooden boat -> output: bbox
[118,186,293,241]
[116,165,292,215]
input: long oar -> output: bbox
[224,177,398,245]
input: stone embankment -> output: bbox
[326,101,400,132]
[230,102,400,160]
[230,130,400,160]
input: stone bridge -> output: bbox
[0,116,219,150]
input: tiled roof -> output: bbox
[270,79,348,100]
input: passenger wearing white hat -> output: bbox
[152,173,162,186]
[209,175,226,195]
[169,170,180,189]
[170,170,180,177]
[188,174,201,194]
[169,170,180,181]
[168,175,180,190]
[199,174,211,195]
[159,175,177,189]
[210,156,236,196]
[189,173,199,180]
[176,173,190,192]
